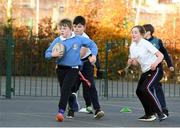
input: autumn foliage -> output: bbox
[0,0,180,81]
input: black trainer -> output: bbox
[66,110,74,119]
[158,112,167,121]
[138,115,156,122]
[162,109,169,117]
[94,109,104,119]
[71,93,80,112]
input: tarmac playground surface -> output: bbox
[0,97,180,127]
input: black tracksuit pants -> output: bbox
[136,66,163,116]
[73,59,101,110]
[56,65,79,111]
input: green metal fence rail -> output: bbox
[0,37,180,99]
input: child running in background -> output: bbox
[45,18,98,122]
[128,25,167,122]
[143,24,174,117]
[67,15,104,119]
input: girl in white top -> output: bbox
[128,25,167,122]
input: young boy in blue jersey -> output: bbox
[143,24,174,117]
[45,18,98,122]
[67,16,104,119]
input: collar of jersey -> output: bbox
[60,32,75,41]
[135,38,144,45]
[148,36,154,42]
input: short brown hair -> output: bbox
[131,25,146,36]
[58,18,73,29]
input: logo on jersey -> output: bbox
[73,43,78,50]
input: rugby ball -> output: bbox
[52,43,65,58]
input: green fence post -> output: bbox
[0,54,1,96]
[6,28,13,99]
[6,0,13,99]
[104,41,109,99]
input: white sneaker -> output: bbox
[94,110,104,119]
[86,106,93,114]
[79,107,88,113]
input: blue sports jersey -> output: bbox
[45,34,98,67]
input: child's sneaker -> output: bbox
[71,93,80,112]
[158,113,167,122]
[56,109,64,122]
[66,110,74,119]
[138,115,156,121]
[94,109,104,119]
[86,106,93,114]
[162,108,169,117]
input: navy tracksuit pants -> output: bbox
[136,66,163,116]
[56,65,79,111]
[73,58,101,110]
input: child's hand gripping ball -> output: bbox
[52,43,65,58]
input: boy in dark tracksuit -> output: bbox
[68,16,104,118]
[70,16,93,114]
[45,19,101,121]
[143,24,174,117]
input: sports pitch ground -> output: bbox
[1,97,180,127]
